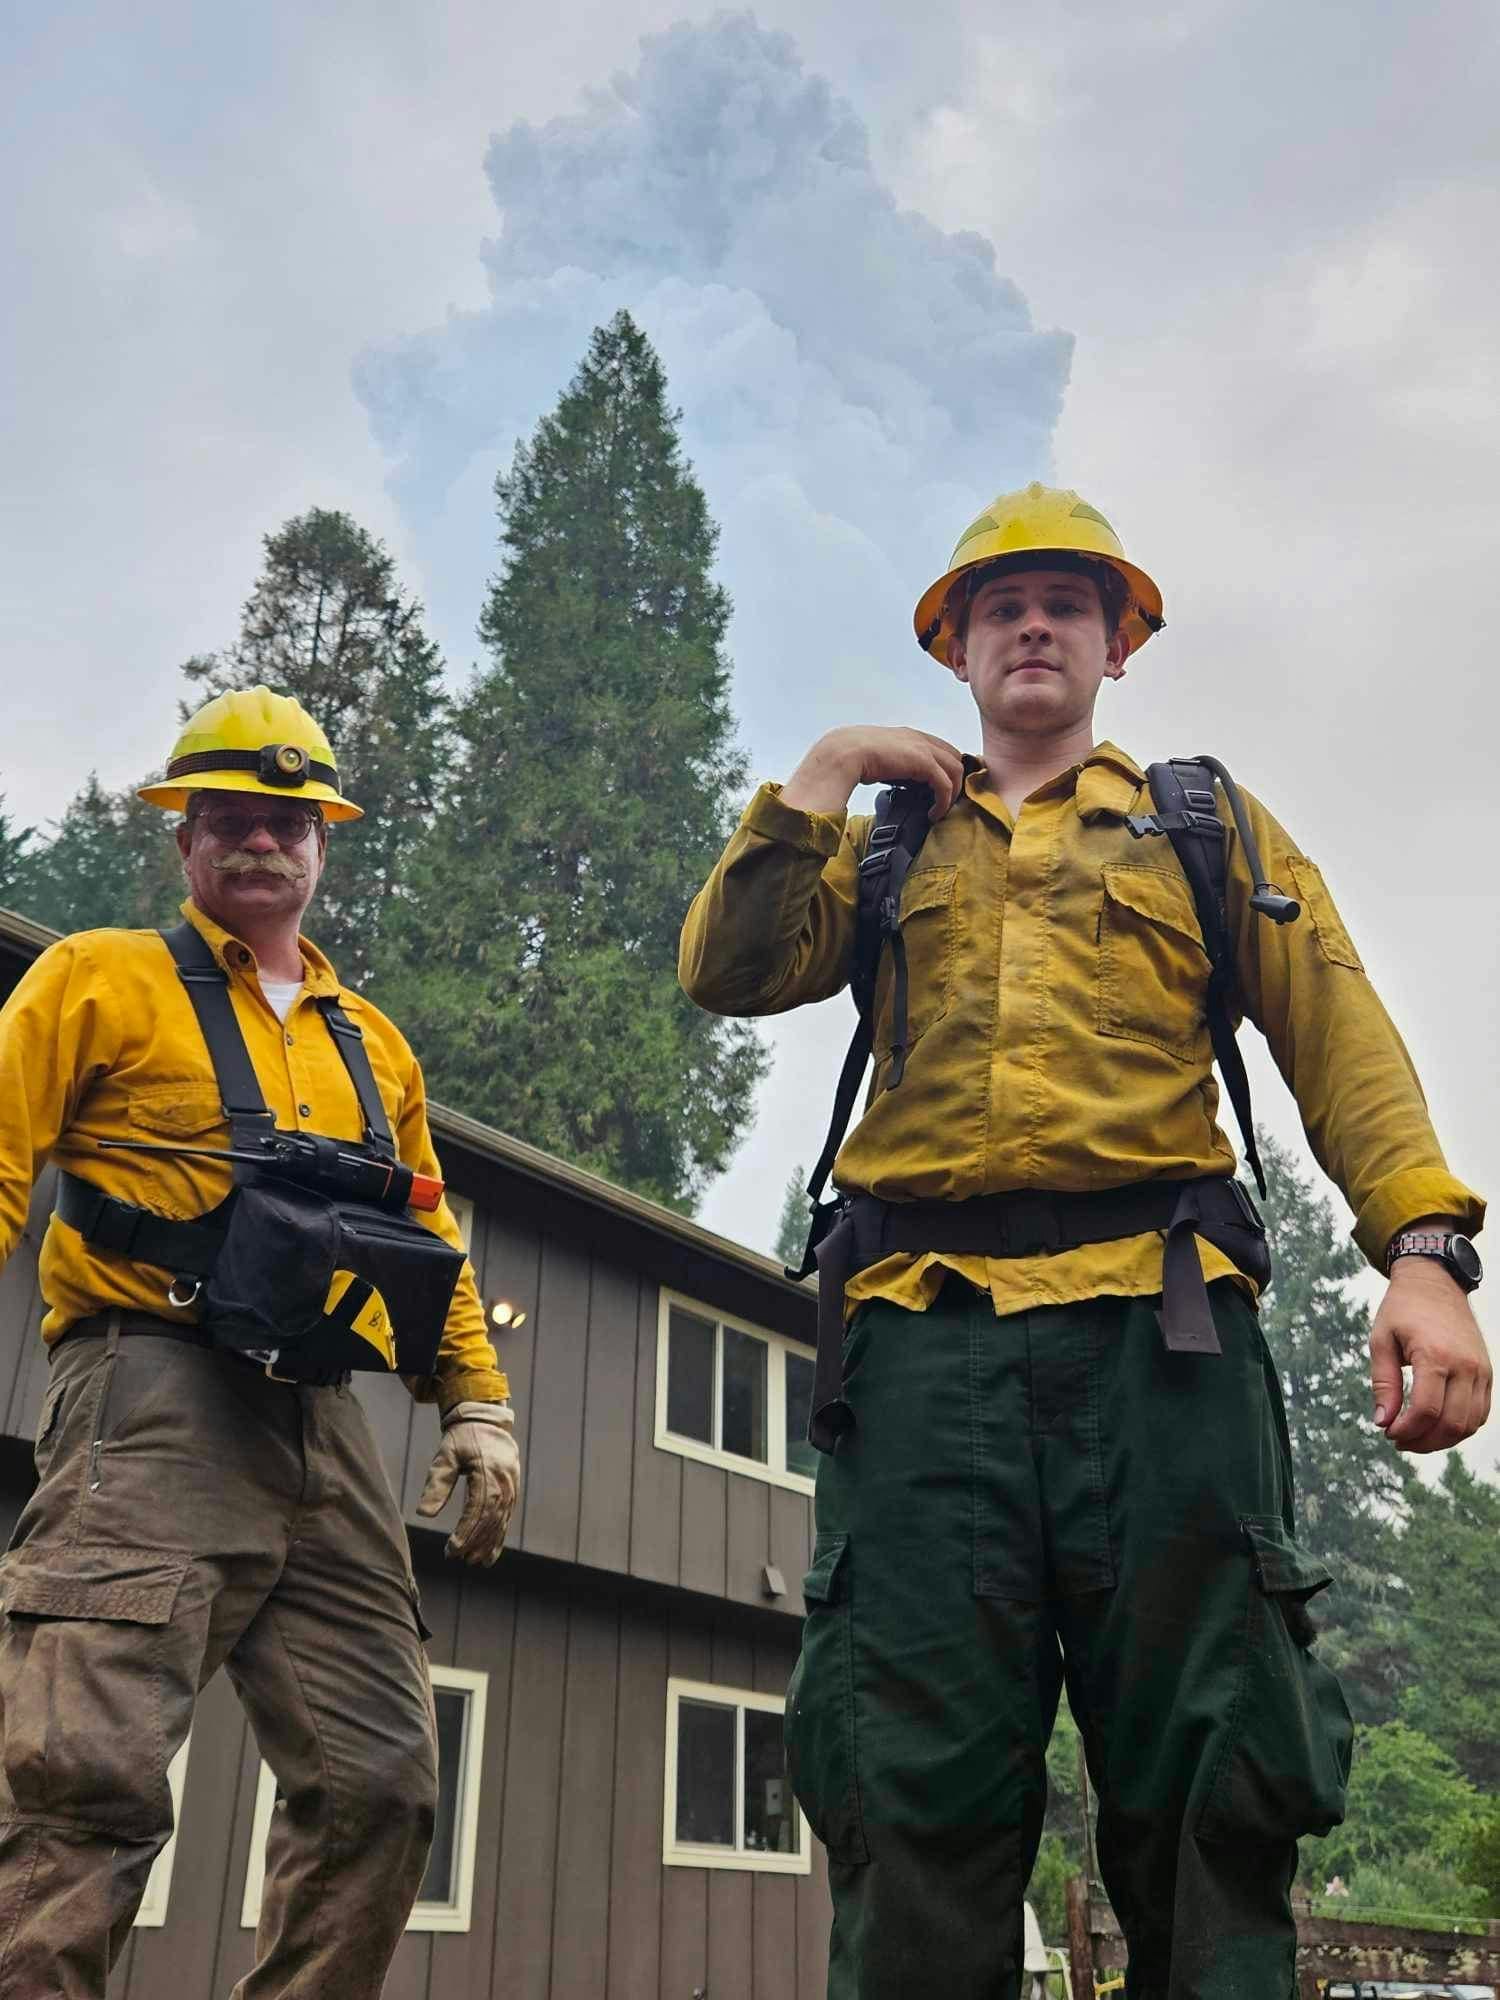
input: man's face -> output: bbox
[175,790,325,935]
[947,567,1129,733]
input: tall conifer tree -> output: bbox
[0,797,35,907]
[182,508,451,986]
[380,311,765,1210]
[11,774,179,934]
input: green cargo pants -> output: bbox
[784,1279,1353,2000]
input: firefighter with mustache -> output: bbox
[0,686,520,1999]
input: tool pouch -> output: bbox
[199,1181,462,1378]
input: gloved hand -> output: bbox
[416,1401,521,1566]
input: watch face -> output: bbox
[1448,1235,1483,1289]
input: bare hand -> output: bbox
[1370,1261,1493,1452]
[781,726,968,820]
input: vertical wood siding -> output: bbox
[0,1173,813,1619]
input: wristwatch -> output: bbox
[1385,1229,1483,1293]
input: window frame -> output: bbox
[446,1193,476,1252]
[133,1736,191,1927]
[663,1676,810,1876]
[654,1289,816,1495]
[240,1665,489,1933]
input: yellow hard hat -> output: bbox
[913,482,1165,663]
[137,686,362,821]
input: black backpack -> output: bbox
[789,756,1299,1279]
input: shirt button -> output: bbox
[298,1103,311,1117]
[285,1033,294,1045]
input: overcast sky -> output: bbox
[4,1,1497,1467]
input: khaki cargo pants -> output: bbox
[0,1319,439,1999]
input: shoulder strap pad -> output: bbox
[788,782,933,1277]
[1142,760,1267,1197]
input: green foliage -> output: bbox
[1318,1852,1491,1925]
[1025,1831,1074,1947]
[11,774,180,935]
[377,311,765,1210]
[1256,1133,1414,1721]
[1316,1722,1477,1882]
[1024,1701,1088,1945]
[1398,1457,1500,1791]
[181,508,452,988]
[1456,1803,1500,1910]
[774,1166,809,1266]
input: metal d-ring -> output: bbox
[166,1276,203,1310]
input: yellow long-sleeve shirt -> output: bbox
[0,900,509,1410]
[680,742,1483,1316]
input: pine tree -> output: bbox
[181,508,451,987]
[1257,1133,1414,1723]
[774,1166,809,1267]
[0,796,35,906]
[379,311,766,1211]
[14,774,180,935]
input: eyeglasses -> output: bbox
[191,803,323,846]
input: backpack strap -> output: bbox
[788,783,934,1279]
[1132,760,1268,1198]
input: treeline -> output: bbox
[1,312,765,1213]
[1023,1134,1500,1938]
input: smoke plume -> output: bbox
[356,13,1073,772]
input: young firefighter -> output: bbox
[0,687,520,2000]
[679,485,1490,1999]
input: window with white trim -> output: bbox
[134,1738,191,1927]
[664,1678,809,1874]
[241,1666,488,1932]
[446,1194,475,1252]
[655,1291,817,1492]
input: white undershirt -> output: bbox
[260,977,304,1024]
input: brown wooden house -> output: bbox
[0,907,833,1998]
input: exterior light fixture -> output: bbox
[490,1300,527,1330]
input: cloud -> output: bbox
[356,11,1073,760]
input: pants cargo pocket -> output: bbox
[0,1544,191,1838]
[785,1533,868,1865]
[1197,1517,1354,1845]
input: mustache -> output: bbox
[209,850,308,882]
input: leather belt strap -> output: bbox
[809,1175,1271,1454]
[54,1312,350,1388]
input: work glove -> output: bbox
[416,1401,521,1566]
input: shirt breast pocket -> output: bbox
[873,865,958,1061]
[1096,862,1210,1062]
[127,1084,225,1140]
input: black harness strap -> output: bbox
[161,922,394,1164]
[316,999,396,1159]
[1138,762,1267,1199]
[790,783,934,1287]
[54,1172,228,1277]
[58,925,399,1286]
[161,921,276,1152]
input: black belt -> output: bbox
[55,1312,350,1388]
[809,1176,1270,1454]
